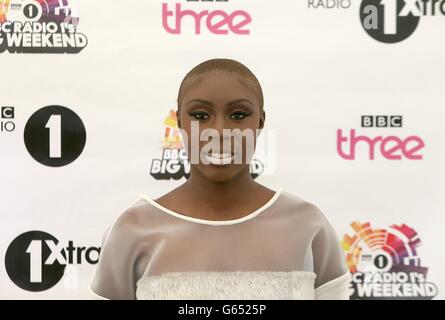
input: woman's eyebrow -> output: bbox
[185,99,214,107]
[227,99,254,107]
[185,98,254,107]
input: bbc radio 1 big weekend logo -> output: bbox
[342,221,438,299]
[0,0,87,53]
[308,0,444,43]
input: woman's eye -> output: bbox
[230,111,250,120]
[189,112,209,120]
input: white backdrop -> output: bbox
[1,0,444,299]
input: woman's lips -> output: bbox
[202,152,234,165]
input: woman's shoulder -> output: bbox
[100,195,159,247]
[91,196,155,300]
[275,191,350,297]
[277,189,331,227]
[110,196,149,226]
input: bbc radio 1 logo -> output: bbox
[162,0,252,35]
[5,231,100,292]
[2,105,88,167]
[360,0,445,43]
[341,221,438,299]
[1,106,15,132]
[23,105,86,167]
[337,115,426,160]
[150,110,264,180]
[0,0,87,53]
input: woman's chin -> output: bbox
[196,164,245,183]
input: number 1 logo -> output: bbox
[45,114,62,158]
[24,105,86,167]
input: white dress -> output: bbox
[89,189,351,300]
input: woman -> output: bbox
[89,58,351,300]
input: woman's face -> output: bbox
[178,71,264,182]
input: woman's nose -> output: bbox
[212,114,228,137]
[210,115,233,149]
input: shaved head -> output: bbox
[177,58,264,111]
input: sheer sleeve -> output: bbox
[311,206,351,300]
[88,201,144,300]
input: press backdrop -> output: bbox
[1,0,444,299]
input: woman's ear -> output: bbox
[176,109,181,129]
[256,110,265,139]
[259,110,265,129]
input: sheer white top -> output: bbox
[89,189,351,300]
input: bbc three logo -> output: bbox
[1,106,15,132]
[336,115,425,160]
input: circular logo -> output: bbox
[360,0,420,43]
[372,250,393,272]
[24,105,86,167]
[23,2,41,20]
[5,231,66,292]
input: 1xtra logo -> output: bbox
[0,0,87,53]
[5,231,100,291]
[360,0,445,43]
[341,221,438,299]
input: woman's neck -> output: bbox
[180,166,262,214]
